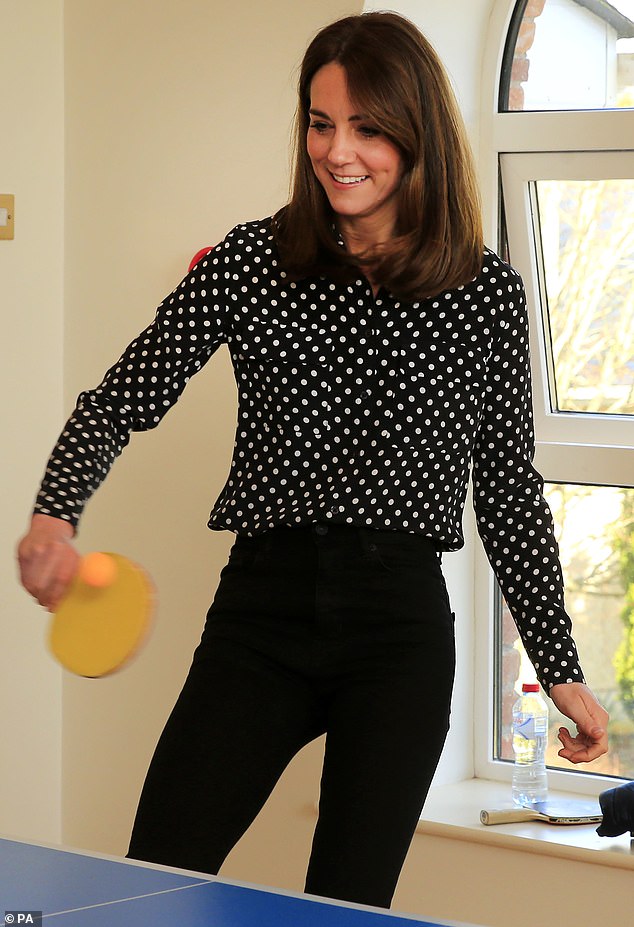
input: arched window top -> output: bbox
[500,0,634,111]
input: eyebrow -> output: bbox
[308,108,366,123]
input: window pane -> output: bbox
[501,0,634,112]
[496,483,634,780]
[536,178,634,415]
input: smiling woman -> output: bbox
[273,12,484,300]
[306,62,404,262]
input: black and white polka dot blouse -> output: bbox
[34,217,584,690]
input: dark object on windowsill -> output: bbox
[596,781,634,838]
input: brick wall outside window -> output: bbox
[508,0,547,110]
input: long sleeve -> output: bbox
[34,252,229,527]
[471,271,584,691]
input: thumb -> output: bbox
[587,723,606,738]
[575,711,605,739]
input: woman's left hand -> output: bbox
[549,682,609,765]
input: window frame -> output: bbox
[500,149,634,457]
[475,0,634,793]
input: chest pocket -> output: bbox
[386,339,489,450]
[235,321,333,438]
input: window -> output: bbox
[497,483,634,779]
[477,0,634,791]
[535,178,634,416]
[501,0,634,111]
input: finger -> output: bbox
[559,742,606,764]
[557,729,608,764]
[558,718,605,749]
[17,543,46,590]
[25,556,59,605]
[579,710,608,739]
[46,566,78,611]
[22,543,78,609]
[42,551,80,610]
[559,725,602,750]
[19,539,60,587]
[576,695,609,737]
[558,740,592,762]
[557,726,575,747]
[570,708,600,738]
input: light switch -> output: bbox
[0,194,14,239]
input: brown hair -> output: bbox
[272,11,484,301]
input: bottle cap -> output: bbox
[521,682,540,692]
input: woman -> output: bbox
[18,11,608,910]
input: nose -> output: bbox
[327,129,355,166]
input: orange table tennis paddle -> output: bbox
[49,552,155,678]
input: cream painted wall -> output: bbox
[397,830,630,927]
[60,0,362,857]
[1,0,64,843]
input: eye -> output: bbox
[358,125,381,139]
[309,121,331,133]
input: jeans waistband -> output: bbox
[234,522,438,558]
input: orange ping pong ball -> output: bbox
[79,552,118,588]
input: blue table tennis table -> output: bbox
[1,836,482,926]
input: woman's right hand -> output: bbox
[17,514,81,611]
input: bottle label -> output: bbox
[515,715,538,740]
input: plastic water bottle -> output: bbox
[512,682,548,805]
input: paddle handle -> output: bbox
[480,808,536,825]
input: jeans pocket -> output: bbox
[362,531,438,575]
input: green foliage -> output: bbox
[613,494,634,720]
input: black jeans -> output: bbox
[127,523,455,908]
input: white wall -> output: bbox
[1,0,64,843]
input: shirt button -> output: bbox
[361,389,371,399]
[315,523,328,536]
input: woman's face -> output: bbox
[307,62,404,241]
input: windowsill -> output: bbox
[415,779,634,871]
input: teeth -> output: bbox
[332,174,368,184]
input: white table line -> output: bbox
[43,880,213,917]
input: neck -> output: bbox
[338,219,390,298]
[338,215,395,256]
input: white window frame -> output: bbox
[475,0,634,795]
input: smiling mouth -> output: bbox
[330,173,369,185]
